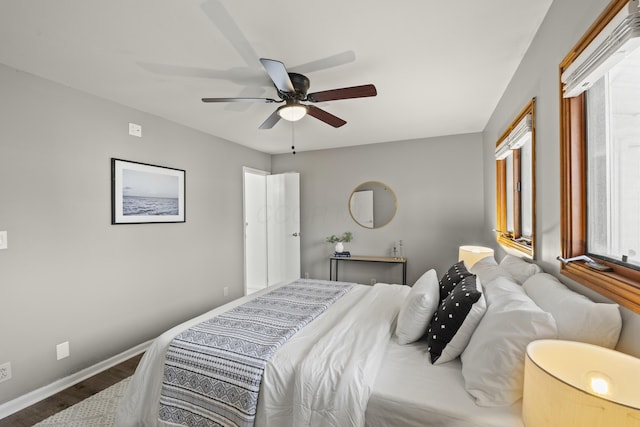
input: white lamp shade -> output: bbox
[523,340,640,427]
[277,104,307,121]
[458,245,494,268]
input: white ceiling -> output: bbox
[0,0,553,154]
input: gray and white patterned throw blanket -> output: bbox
[158,279,355,427]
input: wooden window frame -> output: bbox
[495,99,536,258]
[560,0,640,314]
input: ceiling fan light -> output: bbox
[278,104,307,121]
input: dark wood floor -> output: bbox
[0,353,143,427]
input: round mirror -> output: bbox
[349,181,397,229]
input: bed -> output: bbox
[115,256,622,427]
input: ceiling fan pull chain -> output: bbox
[291,121,296,155]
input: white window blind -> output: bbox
[562,0,640,98]
[507,115,532,149]
[495,139,511,160]
[495,114,532,159]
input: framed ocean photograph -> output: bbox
[111,158,185,224]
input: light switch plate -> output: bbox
[128,122,142,137]
[0,231,7,249]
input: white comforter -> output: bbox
[116,281,409,427]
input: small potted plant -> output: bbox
[326,231,353,253]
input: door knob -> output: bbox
[292,232,300,237]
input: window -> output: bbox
[560,0,640,312]
[495,99,536,257]
[586,68,640,267]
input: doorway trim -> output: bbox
[242,167,269,296]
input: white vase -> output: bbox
[335,242,344,253]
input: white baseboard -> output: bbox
[0,340,152,420]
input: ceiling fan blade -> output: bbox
[307,84,377,103]
[200,0,260,68]
[289,51,356,75]
[259,109,282,129]
[260,58,295,93]
[202,97,278,103]
[138,62,228,79]
[139,62,265,87]
[224,87,267,112]
[306,105,347,128]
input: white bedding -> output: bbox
[258,282,406,426]
[116,281,408,427]
[116,280,523,427]
[366,339,523,427]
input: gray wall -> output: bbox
[272,133,485,286]
[481,0,640,357]
[0,63,271,403]
[3,0,640,407]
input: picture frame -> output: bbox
[111,158,185,224]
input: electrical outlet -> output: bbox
[304,272,309,279]
[223,286,229,297]
[0,230,7,250]
[370,278,377,285]
[0,362,12,383]
[56,341,70,360]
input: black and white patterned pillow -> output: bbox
[427,275,486,364]
[439,261,472,301]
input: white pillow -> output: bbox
[499,254,543,284]
[522,273,621,349]
[470,256,514,284]
[461,276,557,406]
[395,269,439,344]
[427,275,487,364]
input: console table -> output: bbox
[329,255,407,286]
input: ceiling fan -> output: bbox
[202,58,377,129]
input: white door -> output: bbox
[243,169,300,295]
[267,172,300,286]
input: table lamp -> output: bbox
[458,245,494,268]
[523,339,640,426]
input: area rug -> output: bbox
[34,377,130,427]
